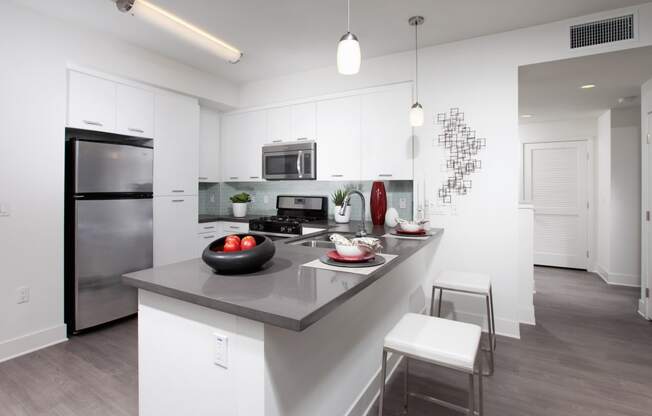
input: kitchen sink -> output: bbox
[288,231,378,249]
[296,240,336,249]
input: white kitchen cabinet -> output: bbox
[154,92,199,196]
[266,106,292,143]
[291,102,316,140]
[316,96,361,181]
[116,84,154,138]
[197,232,218,254]
[360,84,414,180]
[197,221,221,234]
[68,71,116,133]
[221,221,249,234]
[221,111,266,182]
[266,103,316,143]
[199,108,220,182]
[154,196,199,266]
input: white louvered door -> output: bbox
[524,141,588,269]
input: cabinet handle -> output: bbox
[229,177,238,180]
[172,190,184,193]
[228,226,241,229]
[198,177,208,180]
[378,174,393,177]
[128,127,145,133]
[297,137,308,141]
[83,120,103,127]
[202,226,215,230]
[203,235,215,239]
[331,174,343,178]
[249,176,259,179]
[172,199,184,203]
[272,140,282,143]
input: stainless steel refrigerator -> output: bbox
[65,136,153,333]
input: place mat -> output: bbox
[382,233,431,240]
[301,253,397,275]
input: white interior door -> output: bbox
[524,141,589,269]
[647,112,652,319]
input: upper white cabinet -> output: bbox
[68,70,155,139]
[199,108,220,182]
[316,96,361,181]
[266,102,316,143]
[154,92,199,196]
[221,111,266,181]
[68,71,116,133]
[116,84,154,138]
[360,84,414,180]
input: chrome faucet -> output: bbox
[339,190,368,237]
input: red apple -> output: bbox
[241,236,257,251]
[223,239,241,252]
[225,235,241,245]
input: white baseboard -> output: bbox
[638,298,649,320]
[0,324,67,363]
[519,307,536,326]
[593,266,640,287]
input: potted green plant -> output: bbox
[230,192,251,218]
[331,188,352,224]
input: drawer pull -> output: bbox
[297,137,308,141]
[172,190,184,193]
[272,140,282,143]
[202,226,215,230]
[199,177,208,180]
[331,174,343,178]
[203,235,215,239]
[128,127,145,133]
[83,120,103,127]
[229,177,238,180]
[378,174,393,177]
[228,226,241,229]
[172,199,184,203]
[249,176,259,179]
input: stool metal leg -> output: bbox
[437,288,444,317]
[403,358,409,414]
[430,286,436,316]
[483,295,495,376]
[489,286,496,350]
[478,354,484,416]
[379,350,387,416]
[467,373,475,416]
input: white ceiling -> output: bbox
[519,46,652,123]
[15,0,651,84]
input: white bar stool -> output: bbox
[378,313,483,416]
[430,270,496,375]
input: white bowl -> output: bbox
[399,222,422,232]
[335,244,365,258]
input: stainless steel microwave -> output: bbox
[262,141,316,180]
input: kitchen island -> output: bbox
[124,224,443,416]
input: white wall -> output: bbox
[610,107,641,286]
[597,111,613,276]
[0,1,237,361]
[519,118,598,142]
[642,79,652,317]
[238,4,652,337]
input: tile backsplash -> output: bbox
[199,180,413,221]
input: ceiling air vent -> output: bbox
[570,14,635,49]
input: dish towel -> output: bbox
[301,253,398,276]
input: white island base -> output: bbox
[138,243,439,416]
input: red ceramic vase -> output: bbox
[370,181,387,225]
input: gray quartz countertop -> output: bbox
[124,224,443,331]
[198,214,259,223]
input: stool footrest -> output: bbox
[408,391,473,415]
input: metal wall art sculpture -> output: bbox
[435,108,486,204]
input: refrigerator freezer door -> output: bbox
[74,198,152,331]
[75,140,153,194]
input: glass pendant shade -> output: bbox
[337,32,361,75]
[409,103,424,127]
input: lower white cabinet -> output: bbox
[154,196,198,266]
[221,221,249,234]
[197,231,219,254]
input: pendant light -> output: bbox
[409,16,425,127]
[337,0,361,75]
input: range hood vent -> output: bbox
[570,14,635,49]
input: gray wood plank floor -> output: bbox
[0,267,650,415]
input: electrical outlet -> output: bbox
[213,333,228,368]
[16,286,29,304]
[399,198,407,209]
[0,203,10,217]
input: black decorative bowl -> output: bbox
[202,234,276,274]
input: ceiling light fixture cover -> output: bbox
[115,0,242,64]
[409,16,425,127]
[337,0,361,75]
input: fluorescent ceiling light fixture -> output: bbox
[115,0,242,64]
[580,84,596,89]
[337,0,361,75]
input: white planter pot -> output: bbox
[334,205,351,224]
[232,203,248,218]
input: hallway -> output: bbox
[374,267,652,416]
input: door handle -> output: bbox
[297,150,303,177]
